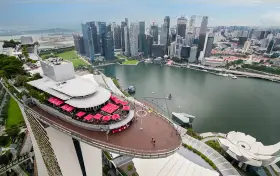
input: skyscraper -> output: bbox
[97,22,107,56]
[188,15,196,33]
[144,34,154,57]
[138,21,145,52]
[200,16,208,35]
[160,24,168,46]
[129,22,139,57]
[189,46,198,63]
[198,16,208,58]
[177,17,187,38]
[104,32,114,60]
[243,40,251,53]
[238,37,248,46]
[81,23,90,57]
[204,34,214,57]
[164,16,170,53]
[266,39,275,54]
[170,28,177,42]
[121,21,126,52]
[169,42,176,57]
[81,22,95,62]
[150,23,159,44]
[113,25,122,49]
[185,32,194,46]
[124,26,130,55]
[125,18,131,56]
[73,33,85,54]
[88,21,99,54]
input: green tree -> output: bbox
[22,45,29,58]
[0,54,24,78]
[14,75,28,87]
[0,136,10,146]
[2,40,20,48]
[5,125,20,140]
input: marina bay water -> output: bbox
[103,62,280,145]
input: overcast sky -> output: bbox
[1,0,280,30]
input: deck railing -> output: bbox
[26,106,179,158]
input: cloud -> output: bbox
[176,0,280,6]
[260,11,280,26]
[2,0,111,4]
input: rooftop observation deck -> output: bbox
[27,103,181,158]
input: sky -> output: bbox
[1,0,280,30]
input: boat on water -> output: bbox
[202,69,208,72]
[144,58,153,63]
[231,75,238,79]
[172,112,195,128]
[168,94,172,100]
[218,73,229,77]
[128,85,136,93]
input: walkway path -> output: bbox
[201,136,219,143]
[178,127,240,176]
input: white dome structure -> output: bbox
[218,131,280,167]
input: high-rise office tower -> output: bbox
[150,23,159,44]
[164,16,170,53]
[169,42,176,57]
[198,16,208,58]
[124,26,130,56]
[266,39,275,54]
[170,28,177,42]
[113,25,122,49]
[185,32,194,46]
[73,33,85,54]
[177,17,187,38]
[88,21,100,54]
[260,31,265,40]
[188,15,196,33]
[97,22,107,56]
[260,38,269,48]
[243,40,251,53]
[145,34,154,57]
[138,21,145,52]
[81,23,90,58]
[129,22,139,57]
[81,22,95,62]
[160,24,168,46]
[104,32,114,60]
[189,46,198,63]
[125,18,131,56]
[238,37,248,46]
[121,21,126,52]
[107,24,112,32]
[152,44,165,58]
[204,34,214,57]
[180,46,190,59]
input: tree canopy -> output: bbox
[0,54,24,78]
[2,40,20,48]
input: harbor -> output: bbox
[169,62,280,82]
[102,62,280,145]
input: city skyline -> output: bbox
[1,0,280,30]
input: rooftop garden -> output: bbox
[40,50,89,67]
[6,98,24,128]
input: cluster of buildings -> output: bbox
[73,16,215,64]
[215,26,280,55]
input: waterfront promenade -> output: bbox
[172,62,280,82]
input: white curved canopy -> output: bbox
[66,87,111,109]
[219,131,280,167]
